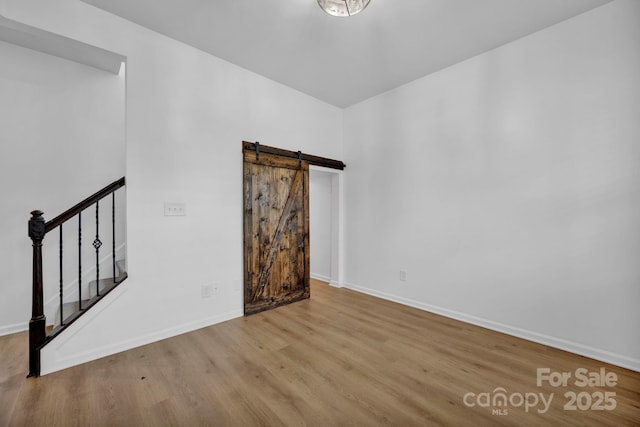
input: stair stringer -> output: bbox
[40,279,131,375]
[39,275,242,376]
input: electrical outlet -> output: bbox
[399,269,407,282]
[164,202,186,216]
[201,284,213,298]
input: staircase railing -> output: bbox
[27,177,126,377]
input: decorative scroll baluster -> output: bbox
[28,210,46,378]
[59,225,63,326]
[94,201,102,296]
[112,192,116,283]
[78,212,82,310]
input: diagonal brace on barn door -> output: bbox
[250,168,304,302]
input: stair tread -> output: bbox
[53,273,128,328]
[88,274,127,286]
[87,274,127,298]
[62,300,89,308]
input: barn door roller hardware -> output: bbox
[242,141,346,170]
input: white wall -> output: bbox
[4,0,638,374]
[0,39,125,335]
[343,0,640,371]
[310,170,332,281]
[1,0,342,373]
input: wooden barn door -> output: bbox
[243,144,310,315]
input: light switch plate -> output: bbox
[164,202,186,216]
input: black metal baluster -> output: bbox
[78,212,82,311]
[112,192,116,283]
[94,201,102,297]
[59,224,63,326]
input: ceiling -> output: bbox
[81,0,611,108]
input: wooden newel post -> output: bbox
[28,210,46,378]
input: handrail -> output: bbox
[44,177,125,233]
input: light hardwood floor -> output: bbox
[2,280,639,426]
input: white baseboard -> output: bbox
[343,282,640,373]
[0,321,28,336]
[41,308,242,376]
[311,274,344,288]
[311,273,331,283]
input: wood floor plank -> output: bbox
[1,279,638,426]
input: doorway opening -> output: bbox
[309,165,344,288]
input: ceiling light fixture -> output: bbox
[317,0,371,17]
